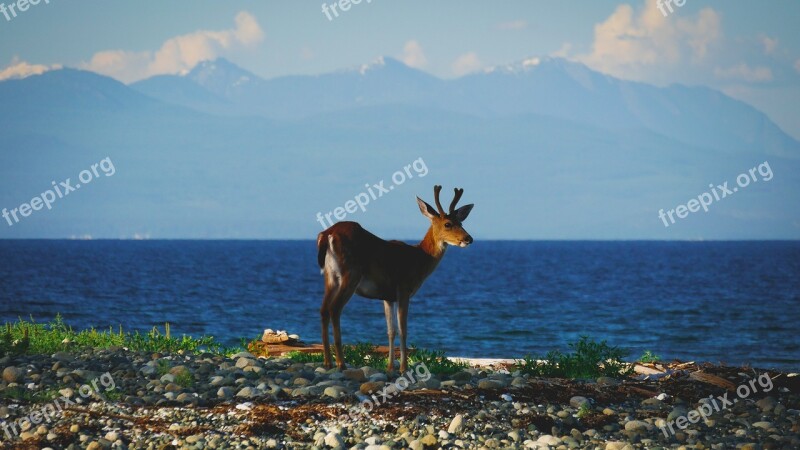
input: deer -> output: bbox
[317,185,474,373]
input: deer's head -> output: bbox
[417,185,474,247]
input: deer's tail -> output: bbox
[316,232,329,273]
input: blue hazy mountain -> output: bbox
[1,58,798,239]
[132,56,799,157]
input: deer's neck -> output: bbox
[418,227,447,261]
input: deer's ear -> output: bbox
[454,204,474,222]
[417,197,438,219]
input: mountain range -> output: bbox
[1,57,798,239]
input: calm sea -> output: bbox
[1,240,798,370]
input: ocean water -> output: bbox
[1,240,798,370]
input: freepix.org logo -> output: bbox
[2,157,116,227]
[1,0,52,22]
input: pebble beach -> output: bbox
[1,348,798,450]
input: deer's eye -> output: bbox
[444,222,453,228]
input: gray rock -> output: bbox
[596,376,619,385]
[342,368,366,382]
[175,393,194,403]
[104,431,119,442]
[605,442,634,450]
[668,406,688,421]
[324,386,348,399]
[624,420,653,432]
[450,371,473,383]
[51,352,74,362]
[478,379,503,390]
[420,434,438,446]
[236,387,258,398]
[755,397,776,412]
[408,440,424,450]
[360,381,385,395]
[369,373,388,382]
[217,387,234,399]
[291,387,313,397]
[324,431,344,448]
[2,366,23,383]
[537,435,561,445]
[59,388,75,398]
[159,374,175,384]
[569,396,590,409]
[448,414,464,434]
[235,357,254,369]
[511,377,528,387]
[752,421,774,430]
[293,377,311,386]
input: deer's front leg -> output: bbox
[384,300,396,373]
[396,296,410,373]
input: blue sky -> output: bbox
[1,0,799,138]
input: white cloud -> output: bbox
[400,40,427,68]
[794,59,800,74]
[577,1,720,80]
[498,20,527,31]
[760,35,778,55]
[452,52,482,77]
[81,12,264,83]
[714,63,773,82]
[0,57,61,81]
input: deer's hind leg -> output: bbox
[330,271,360,370]
[320,279,339,370]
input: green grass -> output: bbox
[156,359,171,376]
[408,347,469,375]
[285,342,385,368]
[1,316,465,377]
[576,402,592,418]
[103,389,124,402]
[0,385,61,403]
[285,342,469,375]
[514,336,634,379]
[0,315,244,357]
[638,350,662,363]
[175,371,195,388]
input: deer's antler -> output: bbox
[433,185,446,216]
[449,188,464,215]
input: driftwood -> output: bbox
[689,370,737,391]
[627,386,660,397]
